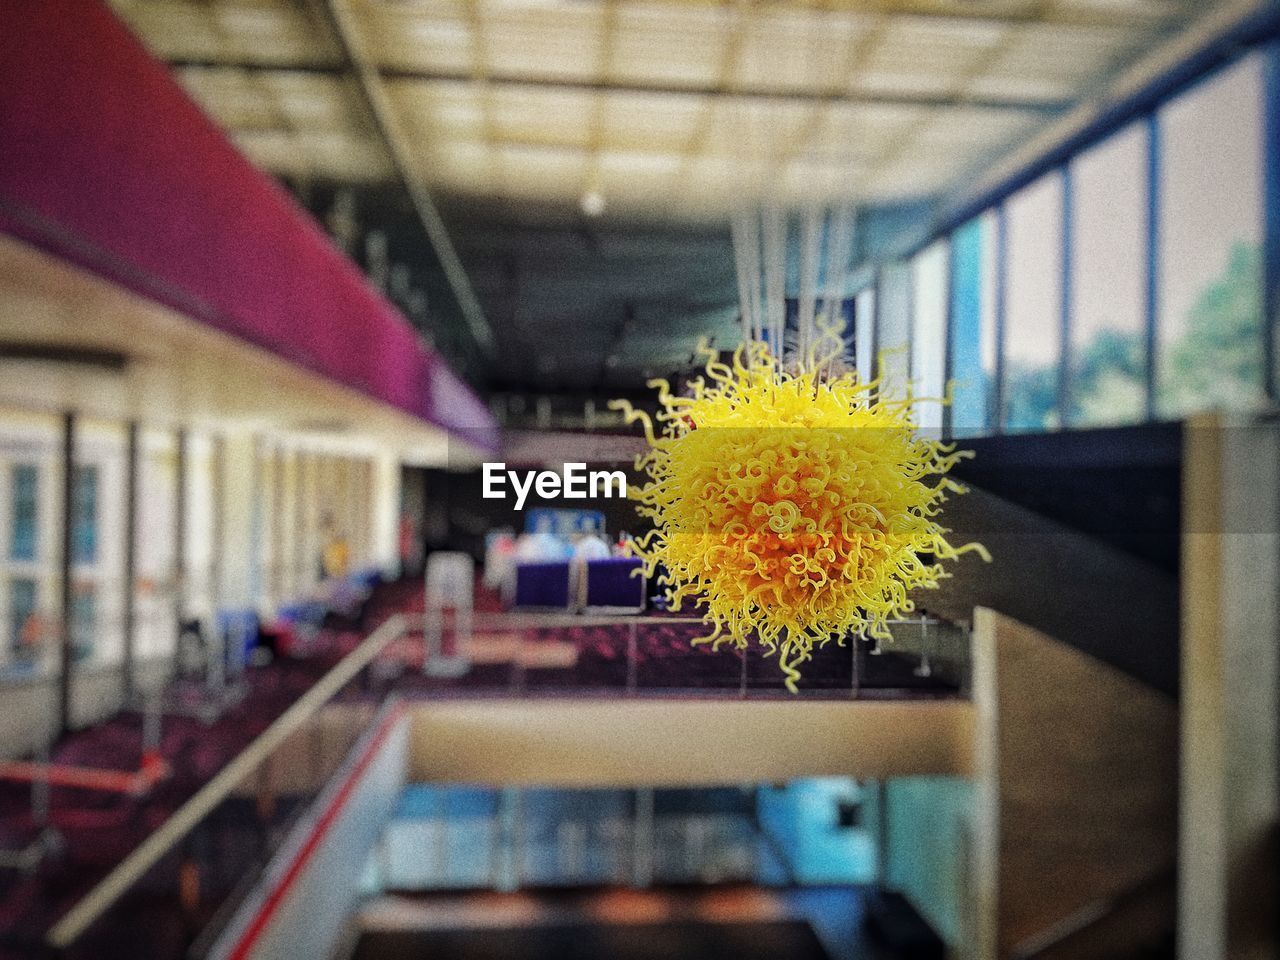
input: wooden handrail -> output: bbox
[46,613,409,949]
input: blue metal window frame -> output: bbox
[910,28,1279,435]
[1264,40,1280,403]
[848,19,1280,436]
[1058,165,1075,424]
[992,205,1008,432]
[934,9,1280,243]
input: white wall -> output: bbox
[136,428,178,661]
[371,450,400,572]
[0,407,403,749]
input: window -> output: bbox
[72,464,98,564]
[949,214,998,436]
[71,584,96,658]
[854,287,876,385]
[8,577,38,656]
[910,241,949,434]
[1067,124,1149,426]
[1003,173,1065,431]
[10,464,38,562]
[876,261,913,401]
[1155,54,1265,417]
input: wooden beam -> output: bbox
[971,608,1178,959]
[407,699,975,786]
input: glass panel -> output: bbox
[73,464,98,563]
[1155,54,1265,417]
[882,777,974,949]
[10,463,38,562]
[72,584,96,658]
[8,577,38,656]
[911,240,949,435]
[949,215,997,436]
[520,788,632,887]
[1067,124,1149,426]
[854,286,875,384]
[1003,173,1065,431]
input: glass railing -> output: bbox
[11,615,409,960]
[4,607,969,959]
[390,611,971,700]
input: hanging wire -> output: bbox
[796,205,822,367]
[730,213,755,349]
[727,0,767,348]
[723,3,865,367]
[762,205,787,355]
[741,209,765,343]
[820,204,857,375]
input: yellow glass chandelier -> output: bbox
[611,334,988,692]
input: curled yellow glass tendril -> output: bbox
[610,339,990,692]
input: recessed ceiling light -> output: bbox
[580,190,606,217]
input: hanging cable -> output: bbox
[731,212,756,348]
[762,205,786,355]
[797,205,822,367]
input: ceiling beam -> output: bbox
[627,0,1194,29]
[848,14,1033,195]
[171,60,1073,114]
[196,0,1194,32]
[758,10,895,197]
[461,0,501,195]
[312,0,496,353]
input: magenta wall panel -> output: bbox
[0,0,495,448]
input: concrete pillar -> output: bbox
[371,450,400,575]
[217,431,258,611]
[1180,414,1280,960]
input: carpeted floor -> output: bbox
[0,626,363,957]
